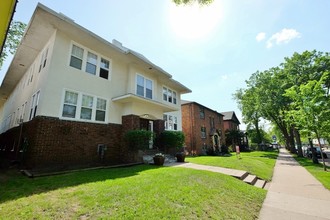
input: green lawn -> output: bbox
[186,151,278,181]
[293,156,330,190]
[0,165,266,219]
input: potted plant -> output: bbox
[158,131,186,162]
[153,153,165,166]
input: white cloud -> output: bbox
[256,32,266,42]
[221,75,228,80]
[266,28,301,48]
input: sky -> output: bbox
[1,0,330,130]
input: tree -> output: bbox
[284,72,330,170]
[173,0,214,5]
[0,21,26,70]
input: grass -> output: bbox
[186,151,278,181]
[0,165,266,219]
[293,156,330,190]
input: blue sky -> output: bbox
[1,0,330,129]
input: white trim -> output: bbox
[59,88,108,123]
[69,41,112,80]
[135,73,154,99]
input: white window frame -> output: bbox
[163,114,178,131]
[29,91,40,120]
[136,74,153,99]
[69,42,112,80]
[163,86,177,104]
[60,89,108,123]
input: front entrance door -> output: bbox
[140,118,154,149]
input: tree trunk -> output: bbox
[289,126,296,154]
[315,131,327,171]
[308,138,319,164]
[293,127,303,157]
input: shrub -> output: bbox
[157,131,185,153]
[124,130,154,151]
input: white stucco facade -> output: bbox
[0,4,191,133]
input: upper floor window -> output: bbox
[163,87,177,104]
[62,90,107,122]
[136,74,153,99]
[86,52,97,75]
[39,47,48,72]
[200,107,205,119]
[210,117,215,129]
[69,43,111,80]
[100,58,109,79]
[70,45,84,70]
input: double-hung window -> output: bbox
[62,91,78,118]
[100,58,109,79]
[62,90,107,122]
[96,98,106,121]
[69,43,111,80]
[29,91,40,120]
[136,74,153,99]
[80,95,93,120]
[163,87,177,104]
[86,52,97,75]
[201,127,206,138]
[70,45,84,70]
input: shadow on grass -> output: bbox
[294,156,330,169]
[0,164,160,204]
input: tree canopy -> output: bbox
[234,50,330,165]
[0,20,26,70]
[173,0,214,5]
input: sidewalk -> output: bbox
[258,148,330,220]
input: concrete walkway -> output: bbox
[258,148,330,220]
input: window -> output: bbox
[39,48,49,72]
[136,75,144,96]
[201,127,206,138]
[163,87,167,101]
[62,90,107,122]
[163,87,177,104]
[69,43,111,80]
[210,117,215,129]
[29,91,40,120]
[200,107,205,119]
[86,52,97,75]
[62,91,78,118]
[96,98,106,121]
[136,74,153,99]
[173,91,177,104]
[70,45,84,70]
[146,79,152,99]
[163,114,178,131]
[100,58,109,79]
[80,95,93,120]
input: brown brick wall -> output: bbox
[182,103,225,155]
[0,116,124,171]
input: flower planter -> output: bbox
[153,156,165,166]
[176,153,185,162]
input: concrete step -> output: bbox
[254,179,266,189]
[243,174,257,185]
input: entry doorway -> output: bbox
[140,118,154,149]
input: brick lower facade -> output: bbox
[0,115,165,171]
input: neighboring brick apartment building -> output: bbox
[0,4,191,171]
[181,101,225,155]
[221,111,240,131]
